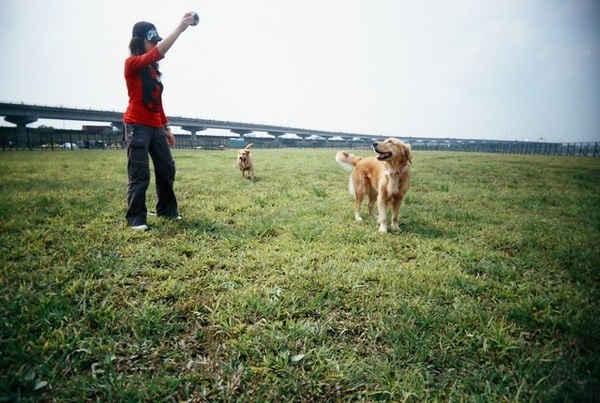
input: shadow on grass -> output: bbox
[150,217,226,235]
[230,172,263,183]
[189,219,227,234]
[148,207,457,242]
[395,220,458,239]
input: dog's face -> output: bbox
[237,149,251,164]
[373,138,412,165]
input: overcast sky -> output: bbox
[1,0,599,142]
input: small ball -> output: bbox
[191,12,199,26]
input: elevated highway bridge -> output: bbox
[2,103,595,156]
[1,102,377,147]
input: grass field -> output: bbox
[1,149,599,401]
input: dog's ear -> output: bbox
[405,144,412,163]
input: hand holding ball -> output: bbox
[191,12,199,26]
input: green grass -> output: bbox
[1,149,599,401]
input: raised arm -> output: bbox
[157,12,196,56]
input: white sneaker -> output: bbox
[130,224,148,231]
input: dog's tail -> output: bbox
[245,143,254,150]
[335,151,361,172]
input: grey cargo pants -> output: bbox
[123,123,179,226]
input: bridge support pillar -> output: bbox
[5,116,37,148]
[231,129,253,136]
[181,126,206,141]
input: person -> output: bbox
[122,13,196,231]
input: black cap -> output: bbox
[132,21,162,43]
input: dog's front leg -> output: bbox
[390,197,402,231]
[377,198,388,232]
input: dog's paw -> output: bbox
[378,225,388,233]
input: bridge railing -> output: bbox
[1,126,598,157]
[408,141,599,157]
[0,126,123,150]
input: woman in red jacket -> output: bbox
[123,13,195,231]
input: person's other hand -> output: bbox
[166,128,176,147]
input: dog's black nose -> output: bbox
[372,142,378,148]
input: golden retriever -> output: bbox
[336,138,412,232]
[237,143,254,180]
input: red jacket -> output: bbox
[123,46,168,128]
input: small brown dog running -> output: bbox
[237,143,255,180]
[336,138,412,232]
